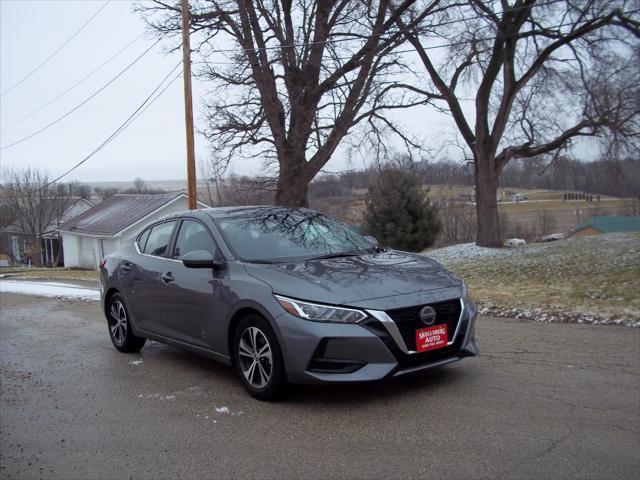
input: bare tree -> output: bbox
[94,186,120,201]
[63,181,92,198]
[537,209,555,236]
[198,154,229,206]
[133,177,148,193]
[397,0,639,246]
[139,0,444,206]
[0,168,70,266]
[435,197,476,245]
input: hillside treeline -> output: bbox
[308,157,640,200]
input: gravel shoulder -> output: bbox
[1,293,639,480]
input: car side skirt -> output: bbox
[135,328,233,366]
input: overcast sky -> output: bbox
[0,0,461,184]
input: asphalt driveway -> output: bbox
[1,293,638,479]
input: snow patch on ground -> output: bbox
[128,360,144,366]
[138,393,177,401]
[424,241,545,262]
[477,302,640,328]
[0,280,99,301]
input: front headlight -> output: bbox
[274,294,367,324]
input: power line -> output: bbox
[0,39,161,151]
[190,0,568,55]
[2,32,145,131]
[192,18,588,70]
[45,62,182,187]
[0,0,111,97]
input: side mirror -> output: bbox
[182,250,225,270]
[364,235,379,246]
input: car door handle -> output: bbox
[161,272,174,283]
[121,263,131,272]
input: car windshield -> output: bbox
[216,209,373,262]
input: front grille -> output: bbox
[385,299,462,351]
[361,313,468,369]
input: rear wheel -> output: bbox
[233,315,286,401]
[106,294,146,353]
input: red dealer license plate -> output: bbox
[415,324,448,353]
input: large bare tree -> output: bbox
[0,168,70,266]
[397,0,639,246]
[140,0,443,206]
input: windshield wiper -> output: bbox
[310,251,361,261]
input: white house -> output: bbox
[5,196,95,266]
[59,193,208,270]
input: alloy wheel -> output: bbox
[109,299,127,346]
[238,327,273,388]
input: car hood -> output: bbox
[243,251,462,306]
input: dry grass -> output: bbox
[0,267,99,282]
[497,198,629,213]
[425,233,640,325]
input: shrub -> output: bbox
[363,166,441,251]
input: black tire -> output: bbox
[106,293,146,353]
[233,314,286,401]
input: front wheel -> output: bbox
[233,315,286,401]
[106,294,146,353]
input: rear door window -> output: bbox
[172,220,216,259]
[137,228,151,252]
[143,221,176,257]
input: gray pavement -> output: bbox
[0,293,638,479]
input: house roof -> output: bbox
[3,196,94,235]
[573,216,640,234]
[60,193,187,237]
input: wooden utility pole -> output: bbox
[181,0,196,210]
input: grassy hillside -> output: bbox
[315,185,638,236]
[424,233,640,327]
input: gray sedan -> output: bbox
[100,206,478,400]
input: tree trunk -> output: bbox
[275,178,309,207]
[474,154,502,247]
[275,158,310,207]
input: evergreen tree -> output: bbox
[363,166,441,252]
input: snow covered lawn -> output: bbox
[0,280,99,301]
[423,232,640,327]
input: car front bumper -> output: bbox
[274,298,479,385]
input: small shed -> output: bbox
[570,216,640,238]
[59,193,208,269]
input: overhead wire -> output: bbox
[10,0,613,184]
[44,62,182,187]
[0,39,161,151]
[2,32,146,131]
[190,0,569,55]
[0,0,111,97]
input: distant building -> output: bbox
[59,193,208,270]
[4,197,95,266]
[570,216,640,238]
[506,238,526,247]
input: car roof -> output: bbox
[156,205,318,223]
